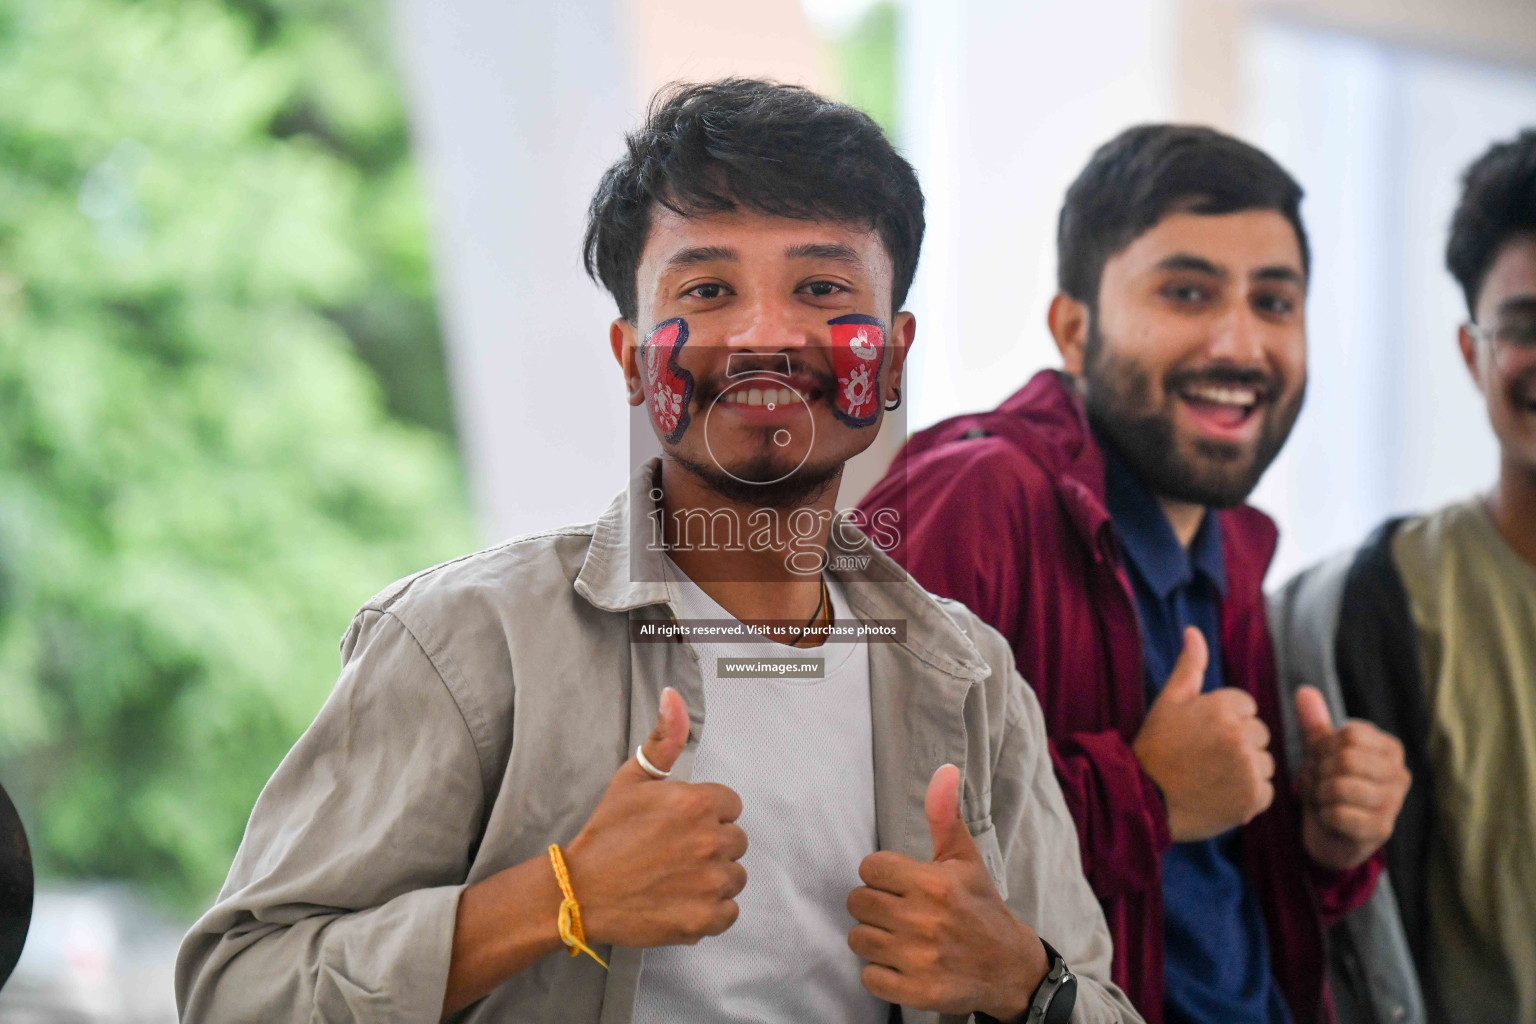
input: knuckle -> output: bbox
[672,785,709,817]
[918,871,951,902]
[1248,781,1274,818]
[1220,689,1257,716]
[692,831,724,860]
[687,905,718,937]
[705,863,732,897]
[1339,722,1367,744]
[714,785,744,818]
[859,853,893,887]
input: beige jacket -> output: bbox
[176,460,1140,1024]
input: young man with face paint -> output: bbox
[1273,128,1536,1024]
[859,125,1411,1024]
[176,79,1138,1024]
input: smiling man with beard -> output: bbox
[1273,128,1536,1024]
[860,125,1409,1024]
[176,80,1137,1024]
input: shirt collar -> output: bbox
[1100,440,1227,599]
[573,457,993,682]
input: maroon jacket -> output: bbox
[858,371,1379,1024]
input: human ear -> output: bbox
[1049,292,1091,375]
[1457,324,1485,396]
[884,310,917,402]
[611,319,644,405]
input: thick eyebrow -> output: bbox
[1495,294,1536,317]
[1155,253,1226,278]
[1252,265,1306,286]
[663,245,738,271]
[785,242,865,267]
[1154,253,1305,286]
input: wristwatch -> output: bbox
[975,938,1077,1024]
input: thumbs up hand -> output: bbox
[562,688,748,948]
[1132,627,1277,841]
[1295,686,1411,871]
[846,765,1048,1020]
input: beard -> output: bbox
[671,448,843,509]
[1081,316,1304,509]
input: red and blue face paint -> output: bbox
[640,317,695,444]
[827,314,886,427]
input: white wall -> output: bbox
[393,0,636,542]
[897,0,1181,432]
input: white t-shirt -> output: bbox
[631,563,887,1024]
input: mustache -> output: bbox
[691,354,838,405]
[1164,362,1281,403]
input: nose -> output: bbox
[722,298,816,352]
[1205,303,1267,366]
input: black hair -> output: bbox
[583,78,925,323]
[1447,129,1536,317]
[1057,124,1310,306]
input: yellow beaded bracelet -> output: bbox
[547,844,609,969]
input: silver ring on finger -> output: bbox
[636,745,672,780]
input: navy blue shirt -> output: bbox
[1102,444,1293,1024]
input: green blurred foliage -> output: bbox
[0,0,475,911]
[830,2,899,139]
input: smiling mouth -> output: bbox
[722,385,820,407]
[1177,382,1266,431]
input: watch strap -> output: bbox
[973,937,1077,1024]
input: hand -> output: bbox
[1132,627,1276,841]
[846,765,1047,1020]
[1295,687,1410,871]
[563,687,748,947]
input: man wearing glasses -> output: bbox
[1273,128,1536,1024]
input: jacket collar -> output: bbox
[900,369,1279,583]
[900,369,1118,564]
[573,459,672,614]
[573,457,990,684]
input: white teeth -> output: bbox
[726,387,798,407]
[1186,385,1257,407]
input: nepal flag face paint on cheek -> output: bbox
[828,313,886,428]
[640,317,695,444]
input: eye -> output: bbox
[1162,283,1210,305]
[803,280,846,298]
[1253,292,1297,317]
[687,282,728,300]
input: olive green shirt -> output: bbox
[1393,499,1536,1024]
